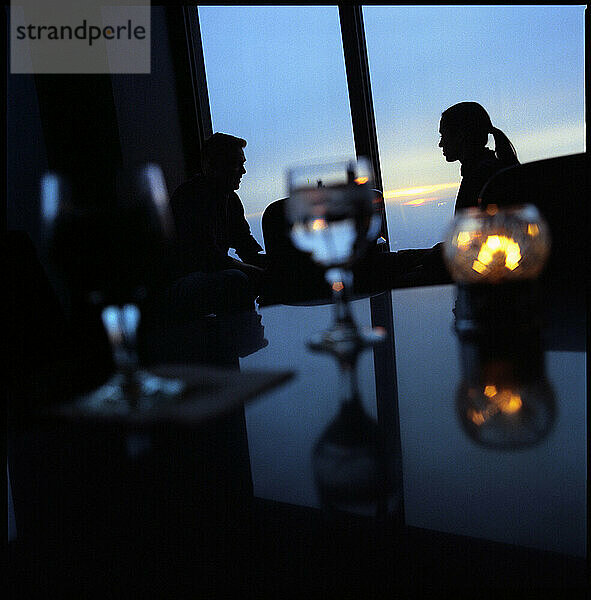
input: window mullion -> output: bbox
[339,4,404,524]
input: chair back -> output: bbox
[479,153,588,351]
[260,198,330,304]
[479,153,588,288]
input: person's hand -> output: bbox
[240,252,267,269]
[230,258,263,274]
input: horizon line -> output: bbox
[244,181,459,219]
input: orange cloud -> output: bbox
[384,182,458,202]
[402,196,439,206]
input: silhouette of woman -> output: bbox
[439,102,519,212]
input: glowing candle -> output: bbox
[443,205,550,283]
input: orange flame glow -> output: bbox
[472,235,522,274]
[467,385,523,426]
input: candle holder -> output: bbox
[443,204,550,284]
[444,204,555,449]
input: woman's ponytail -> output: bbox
[490,126,519,166]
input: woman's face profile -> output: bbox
[438,120,463,163]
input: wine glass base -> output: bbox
[308,321,385,360]
[75,370,187,415]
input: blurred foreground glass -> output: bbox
[444,204,555,449]
[40,165,185,413]
[286,158,396,517]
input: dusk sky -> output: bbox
[199,5,585,250]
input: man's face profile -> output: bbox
[209,146,246,191]
[226,148,247,191]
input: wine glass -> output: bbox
[40,164,186,413]
[286,157,385,363]
[285,158,395,518]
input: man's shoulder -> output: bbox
[228,190,244,205]
[172,173,207,194]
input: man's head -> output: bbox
[201,133,247,191]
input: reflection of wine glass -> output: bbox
[286,158,395,518]
[40,165,185,412]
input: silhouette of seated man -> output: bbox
[168,133,266,317]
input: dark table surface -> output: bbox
[9,283,587,595]
[242,284,587,559]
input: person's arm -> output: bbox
[227,255,265,276]
[228,193,266,267]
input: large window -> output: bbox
[200,5,586,253]
[363,5,586,250]
[361,5,586,541]
[196,5,586,510]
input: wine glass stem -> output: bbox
[331,279,353,325]
[117,309,138,368]
[114,307,140,405]
[342,360,360,403]
[334,291,349,323]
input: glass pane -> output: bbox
[363,5,587,555]
[363,5,586,250]
[239,299,378,508]
[199,5,356,247]
[391,285,586,556]
[199,6,379,508]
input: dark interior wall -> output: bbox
[6,54,49,251]
[6,6,197,250]
[110,5,192,198]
